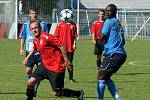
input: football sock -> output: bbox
[97,80,106,100]
[26,85,34,98]
[68,65,73,80]
[106,79,120,99]
[62,88,81,97]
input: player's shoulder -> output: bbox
[23,21,30,25]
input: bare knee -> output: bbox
[27,77,37,86]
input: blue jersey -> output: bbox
[102,18,126,56]
[19,20,48,54]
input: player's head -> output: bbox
[98,9,105,21]
[60,9,73,22]
[30,19,41,38]
[105,4,117,18]
[29,7,38,20]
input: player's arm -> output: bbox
[91,33,96,44]
[19,23,27,56]
[22,47,35,65]
[73,39,76,51]
[59,45,71,69]
[90,22,96,44]
[20,38,25,56]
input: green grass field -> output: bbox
[0,39,150,100]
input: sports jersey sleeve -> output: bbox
[40,21,48,33]
[90,21,96,34]
[19,23,27,39]
[102,19,111,36]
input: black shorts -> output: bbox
[31,63,65,92]
[101,53,126,72]
[25,51,41,68]
[94,40,103,56]
[98,53,127,80]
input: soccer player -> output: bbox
[23,20,84,100]
[97,4,127,100]
[54,9,77,83]
[19,7,48,96]
[90,9,105,69]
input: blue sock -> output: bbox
[106,79,120,100]
[97,80,106,100]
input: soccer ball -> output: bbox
[60,9,73,21]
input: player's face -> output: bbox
[29,10,38,20]
[30,22,40,37]
[98,11,105,20]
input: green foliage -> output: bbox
[0,39,150,100]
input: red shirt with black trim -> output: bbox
[54,21,77,52]
[33,31,65,73]
[90,20,104,40]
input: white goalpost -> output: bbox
[0,0,17,39]
[131,16,150,41]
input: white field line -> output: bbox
[128,61,150,67]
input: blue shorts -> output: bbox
[25,51,42,68]
[98,53,126,80]
[31,63,65,92]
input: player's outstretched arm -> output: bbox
[22,48,35,65]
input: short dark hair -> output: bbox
[29,7,38,13]
[99,9,105,13]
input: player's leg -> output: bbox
[106,79,120,100]
[67,52,76,82]
[47,70,84,99]
[97,55,112,100]
[95,40,102,69]
[97,54,101,69]
[106,53,126,100]
[33,54,42,97]
[26,63,46,100]
[25,52,35,79]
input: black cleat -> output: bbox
[27,97,33,100]
[77,90,84,100]
[69,79,77,83]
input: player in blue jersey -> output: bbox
[19,7,48,97]
[97,4,127,100]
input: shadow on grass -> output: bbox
[0,92,25,94]
[116,72,150,75]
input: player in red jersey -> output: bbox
[90,9,105,69]
[23,20,84,100]
[54,9,77,83]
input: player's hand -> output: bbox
[73,44,76,51]
[64,60,72,70]
[19,49,24,56]
[22,58,28,65]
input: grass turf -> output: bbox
[0,39,150,100]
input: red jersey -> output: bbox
[33,31,65,73]
[54,21,77,52]
[90,20,104,40]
